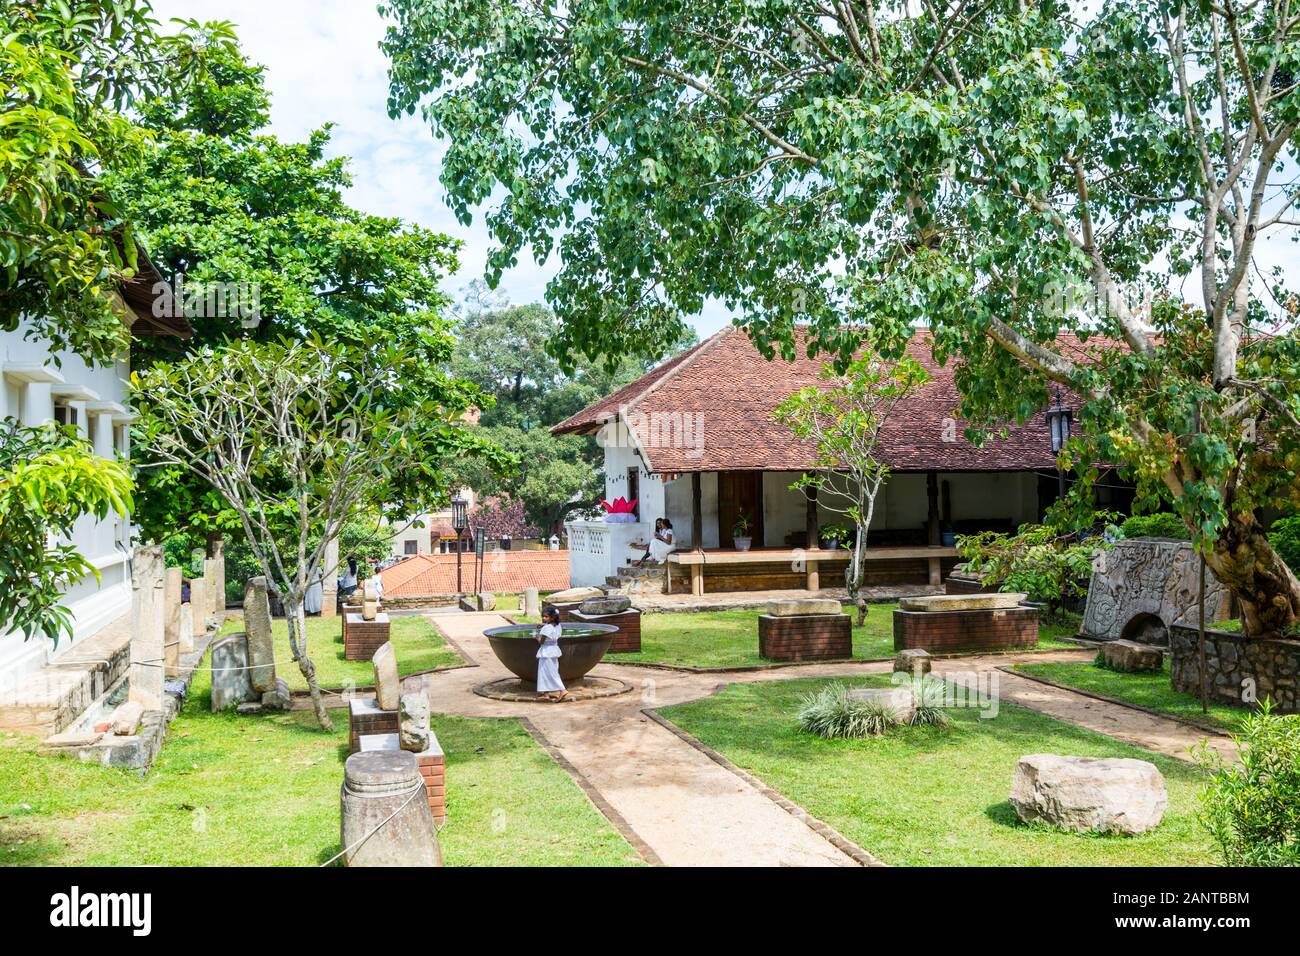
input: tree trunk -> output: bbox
[284,596,334,731]
[1203,512,1300,637]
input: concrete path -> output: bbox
[419,612,1236,866]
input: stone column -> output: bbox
[320,536,339,618]
[188,577,208,637]
[340,751,441,867]
[179,603,195,654]
[129,545,166,711]
[163,567,183,677]
[202,558,219,627]
[523,587,540,617]
[209,538,226,622]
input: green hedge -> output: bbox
[1268,515,1300,577]
[1118,512,1189,540]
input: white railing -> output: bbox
[565,518,646,586]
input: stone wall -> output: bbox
[1169,625,1300,714]
[1080,538,1232,644]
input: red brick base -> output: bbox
[348,697,397,754]
[893,607,1038,652]
[359,731,446,824]
[344,613,391,661]
[571,609,642,653]
[758,614,852,661]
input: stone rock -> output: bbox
[1081,539,1231,643]
[202,557,220,626]
[340,750,441,867]
[236,702,264,715]
[243,577,277,693]
[261,677,292,711]
[111,701,145,736]
[209,539,226,622]
[210,633,258,711]
[579,594,632,616]
[544,586,604,604]
[523,587,540,617]
[1102,639,1164,673]
[899,592,1026,612]
[477,592,497,612]
[372,642,400,712]
[363,579,379,603]
[362,600,378,622]
[768,598,843,618]
[399,691,431,753]
[129,545,166,712]
[894,648,933,676]
[846,687,916,724]
[1010,754,1168,835]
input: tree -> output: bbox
[0,421,132,642]
[774,354,929,622]
[133,338,488,729]
[382,0,1300,635]
[0,1,228,361]
[104,33,478,545]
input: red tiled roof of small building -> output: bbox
[380,551,569,597]
[552,326,1101,473]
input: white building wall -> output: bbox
[0,320,133,687]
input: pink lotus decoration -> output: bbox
[600,496,638,522]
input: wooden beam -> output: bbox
[691,471,703,550]
[927,471,940,546]
[806,485,819,549]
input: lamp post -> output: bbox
[1045,386,1073,502]
[451,494,468,594]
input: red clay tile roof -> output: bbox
[380,551,569,597]
[552,326,1094,473]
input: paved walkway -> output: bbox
[419,612,1236,867]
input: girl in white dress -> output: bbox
[535,607,567,701]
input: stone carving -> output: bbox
[579,595,632,616]
[243,577,277,693]
[768,598,843,617]
[399,691,431,753]
[372,642,400,712]
[523,588,541,617]
[899,592,1026,612]
[340,751,441,867]
[1010,754,1168,835]
[210,634,258,711]
[129,545,166,712]
[1081,539,1231,644]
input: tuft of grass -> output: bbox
[906,676,952,727]
[796,682,900,738]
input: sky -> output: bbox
[152,1,1298,334]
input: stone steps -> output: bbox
[605,562,667,596]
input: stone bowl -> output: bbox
[483,622,618,685]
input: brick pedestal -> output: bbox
[571,608,642,653]
[344,612,391,661]
[543,600,584,623]
[893,606,1038,652]
[359,732,447,824]
[348,697,398,754]
[758,613,852,661]
[944,573,986,595]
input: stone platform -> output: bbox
[894,593,1038,653]
[758,613,852,661]
[359,731,447,824]
[473,676,632,702]
[344,612,391,661]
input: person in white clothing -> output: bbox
[534,607,567,701]
[636,517,674,566]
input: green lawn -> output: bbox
[661,674,1216,866]
[1013,659,1253,732]
[219,613,462,692]
[0,650,640,867]
[520,605,1080,669]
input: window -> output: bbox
[54,404,78,428]
[627,466,640,520]
[404,539,419,555]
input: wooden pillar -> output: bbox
[806,486,819,549]
[691,471,703,550]
[927,471,940,546]
[928,557,942,586]
[806,558,820,592]
[691,563,704,596]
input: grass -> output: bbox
[514,605,1080,669]
[219,613,462,692]
[661,674,1216,866]
[1013,659,1253,732]
[0,648,640,867]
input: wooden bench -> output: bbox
[667,546,960,596]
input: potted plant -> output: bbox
[600,496,638,523]
[820,523,849,550]
[732,512,753,551]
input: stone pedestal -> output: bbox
[572,608,642,653]
[758,613,852,661]
[894,605,1038,652]
[163,567,183,678]
[340,751,441,866]
[129,545,166,711]
[523,587,540,617]
[360,731,447,824]
[210,633,258,711]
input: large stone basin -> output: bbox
[483,622,618,685]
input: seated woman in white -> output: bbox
[636,517,674,566]
[535,607,567,701]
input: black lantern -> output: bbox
[1045,387,1073,500]
[451,493,468,592]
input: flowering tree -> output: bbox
[133,338,497,729]
[774,355,929,622]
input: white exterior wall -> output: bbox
[0,320,133,687]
